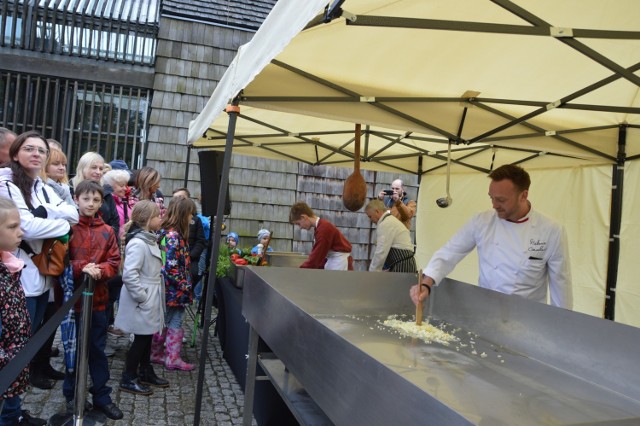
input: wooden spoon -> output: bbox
[416,269,423,326]
[342,123,367,212]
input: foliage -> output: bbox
[216,245,269,278]
[215,244,232,278]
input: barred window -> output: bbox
[0,70,149,168]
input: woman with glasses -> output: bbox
[0,130,78,396]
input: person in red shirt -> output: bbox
[289,202,353,270]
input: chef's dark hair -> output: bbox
[488,164,530,192]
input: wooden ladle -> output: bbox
[342,123,367,212]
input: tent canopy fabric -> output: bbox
[189,0,640,175]
[187,0,640,325]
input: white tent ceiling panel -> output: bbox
[190,0,640,176]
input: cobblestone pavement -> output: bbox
[21,306,255,425]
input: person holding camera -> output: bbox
[377,179,416,230]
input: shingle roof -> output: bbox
[162,0,277,31]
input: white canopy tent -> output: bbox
[188,0,640,326]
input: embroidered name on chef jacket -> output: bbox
[527,238,547,259]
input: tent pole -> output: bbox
[193,97,240,425]
[183,144,192,188]
[603,124,627,320]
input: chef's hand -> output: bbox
[410,275,434,305]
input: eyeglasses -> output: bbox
[21,145,49,157]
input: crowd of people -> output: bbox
[0,129,210,425]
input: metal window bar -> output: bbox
[0,70,148,169]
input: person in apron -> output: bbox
[289,202,353,271]
[365,199,416,273]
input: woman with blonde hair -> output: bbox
[43,146,74,205]
[70,151,105,189]
[71,152,120,237]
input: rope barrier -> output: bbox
[0,279,87,394]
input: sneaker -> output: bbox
[107,325,125,337]
[94,403,123,420]
[13,410,46,425]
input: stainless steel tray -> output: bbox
[242,267,640,425]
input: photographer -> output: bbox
[377,179,416,230]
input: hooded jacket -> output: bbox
[69,215,121,312]
[0,168,79,297]
[114,229,165,334]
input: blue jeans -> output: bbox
[165,306,185,329]
[0,396,21,425]
[25,291,50,335]
[198,248,208,276]
[193,280,203,302]
[63,310,112,407]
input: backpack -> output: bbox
[197,214,211,241]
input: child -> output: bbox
[0,197,46,426]
[154,196,196,371]
[226,232,241,255]
[114,200,168,395]
[250,229,274,255]
[65,180,123,420]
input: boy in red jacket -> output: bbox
[64,180,123,420]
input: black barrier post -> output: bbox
[193,97,240,425]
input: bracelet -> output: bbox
[420,283,431,295]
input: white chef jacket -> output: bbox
[423,208,572,309]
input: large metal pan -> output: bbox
[242,267,640,425]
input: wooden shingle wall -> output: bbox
[146,16,419,271]
[146,16,254,192]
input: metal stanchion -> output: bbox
[49,274,105,426]
[73,274,94,425]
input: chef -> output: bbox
[410,164,572,309]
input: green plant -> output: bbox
[216,244,232,278]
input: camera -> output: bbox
[383,189,394,196]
